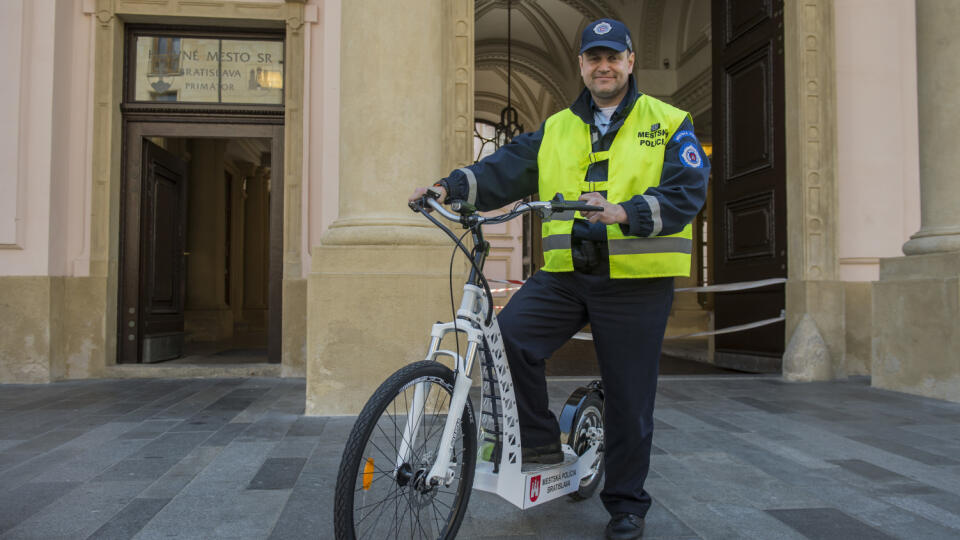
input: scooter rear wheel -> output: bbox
[567,392,604,501]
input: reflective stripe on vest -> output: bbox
[537,95,694,278]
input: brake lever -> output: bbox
[408,187,443,213]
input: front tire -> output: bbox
[333,361,477,539]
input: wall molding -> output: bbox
[785,0,839,281]
[445,0,475,172]
[640,0,666,69]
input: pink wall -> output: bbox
[0,1,25,249]
[303,0,342,278]
[834,0,921,281]
[0,0,93,277]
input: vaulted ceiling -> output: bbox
[475,0,713,138]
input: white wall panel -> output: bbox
[835,0,920,281]
[0,0,24,246]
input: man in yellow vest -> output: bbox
[411,18,708,540]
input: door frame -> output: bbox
[119,121,284,364]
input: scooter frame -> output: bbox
[409,199,603,510]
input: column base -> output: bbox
[902,228,960,256]
[872,251,960,402]
[784,280,847,381]
[306,244,467,415]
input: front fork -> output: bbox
[397,284,487,486]
[395,333,480,486]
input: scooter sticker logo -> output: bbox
[529,475,541,502]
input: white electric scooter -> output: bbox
[333,192,607,539]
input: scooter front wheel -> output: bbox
[333,361,477,540]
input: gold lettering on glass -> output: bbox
[134,37,284,105]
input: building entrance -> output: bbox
[118,124,283,365]
[117,25,286,366]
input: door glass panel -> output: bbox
[134,36,284,104]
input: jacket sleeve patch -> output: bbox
[672,130,696,142]
[679,143,703,168]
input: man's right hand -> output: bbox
[408,185,447,206]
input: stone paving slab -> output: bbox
[0,376,959,539]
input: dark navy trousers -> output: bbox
[497,270,674,517]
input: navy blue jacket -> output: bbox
[441,76,709,241]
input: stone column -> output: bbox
[902,0,960,255]
[306,0,473,414]
[871,0,960,402]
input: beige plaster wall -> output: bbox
[872,252,960,402]
[57,277,108,379]
[282,278,307,377]
[0,276,107,383]
[0,278,56,382]
[307,246,459,414]
[843,281,872,375]
[834,0,920,282]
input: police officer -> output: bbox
[410,18,708,540]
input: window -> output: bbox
[128,29,284,106]
[149,37,182,76]
[474,120,505,163]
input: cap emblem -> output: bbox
[594,22,612,35]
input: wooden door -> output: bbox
[121,140,189,363]
[711,0,786,372]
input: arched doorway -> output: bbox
[472,0,786,375]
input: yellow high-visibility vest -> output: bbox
[537,95,694,278]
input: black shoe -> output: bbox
[521,441,564,465]
[605,513,645,540]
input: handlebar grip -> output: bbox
[557,201,604,212]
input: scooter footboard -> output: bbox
[473,442,601,509]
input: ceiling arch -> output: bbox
[476,0,620,24]
[475,0,714,134]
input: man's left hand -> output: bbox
[579,192,628,225]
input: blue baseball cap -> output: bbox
[579,18,633,54]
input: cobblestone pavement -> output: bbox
[2,375,960,539]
